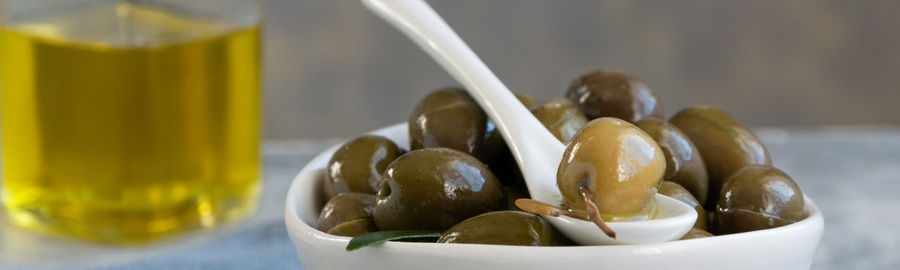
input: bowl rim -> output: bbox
[284,122,825,251]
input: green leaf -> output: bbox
[346,230,442,251]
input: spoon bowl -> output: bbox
[362,0,696,244]
[554,194,696,245]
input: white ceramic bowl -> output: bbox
[285,123,824,270]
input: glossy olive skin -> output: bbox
[557,117,666,220]
[714,164,805,235]
[326,218,378,237]
[409,88,487,160]
[317,193,376,233]
[323,136,402,199]
[670,106,772,208]
[530,98,589,143]
[680,228,714,240]
[636,118,709,204]
[438,211,567,246]
[373,148,506,230]
[566,70,663,122]
[658,181,708,230]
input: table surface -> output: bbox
[1,128,898,270]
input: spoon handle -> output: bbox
[362,0,565,203]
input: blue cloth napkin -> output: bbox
[98,222,302,270]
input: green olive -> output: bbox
[680,228,714,240]
[438,211,567,246]
[714,164,805,234]
[323,135,401,199]
[557,117,666,221]
[658,181,707,230]
[326,218,378,237]
[409,88,487,160]
[530,98,589,143]
[566,70,663,122]
[372,148,506,230]
[669,106,771,208]
[317,193,376,233]
[636,118,709,204]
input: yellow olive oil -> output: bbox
[0,2,261,243]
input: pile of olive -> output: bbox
[315,70,806,246]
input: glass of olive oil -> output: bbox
[0,0,261,243]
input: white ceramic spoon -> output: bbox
[362,0,696,245]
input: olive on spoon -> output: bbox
[361,0,695,245]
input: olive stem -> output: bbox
[514,199,591,221]
[579,186,617,239]
[514,197,617,239]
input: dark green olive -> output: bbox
[438,211,567,246]
[714,164,805,235]
[317,193,376,233]
[372,148,506,230]
[680,228,714,240]
[409,88,487,160]
[557,118,666,221]
[323,135,401,199]
[326,218,378,237]
[566,70,663,122]
[530,98,589,143]
[670,106,772,208]
[658,181,707,230]
[636,118,709,204]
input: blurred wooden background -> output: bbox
[263,0,899,139]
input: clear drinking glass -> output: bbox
[0,0,262,243]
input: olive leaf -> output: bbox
[345,230,442,251]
